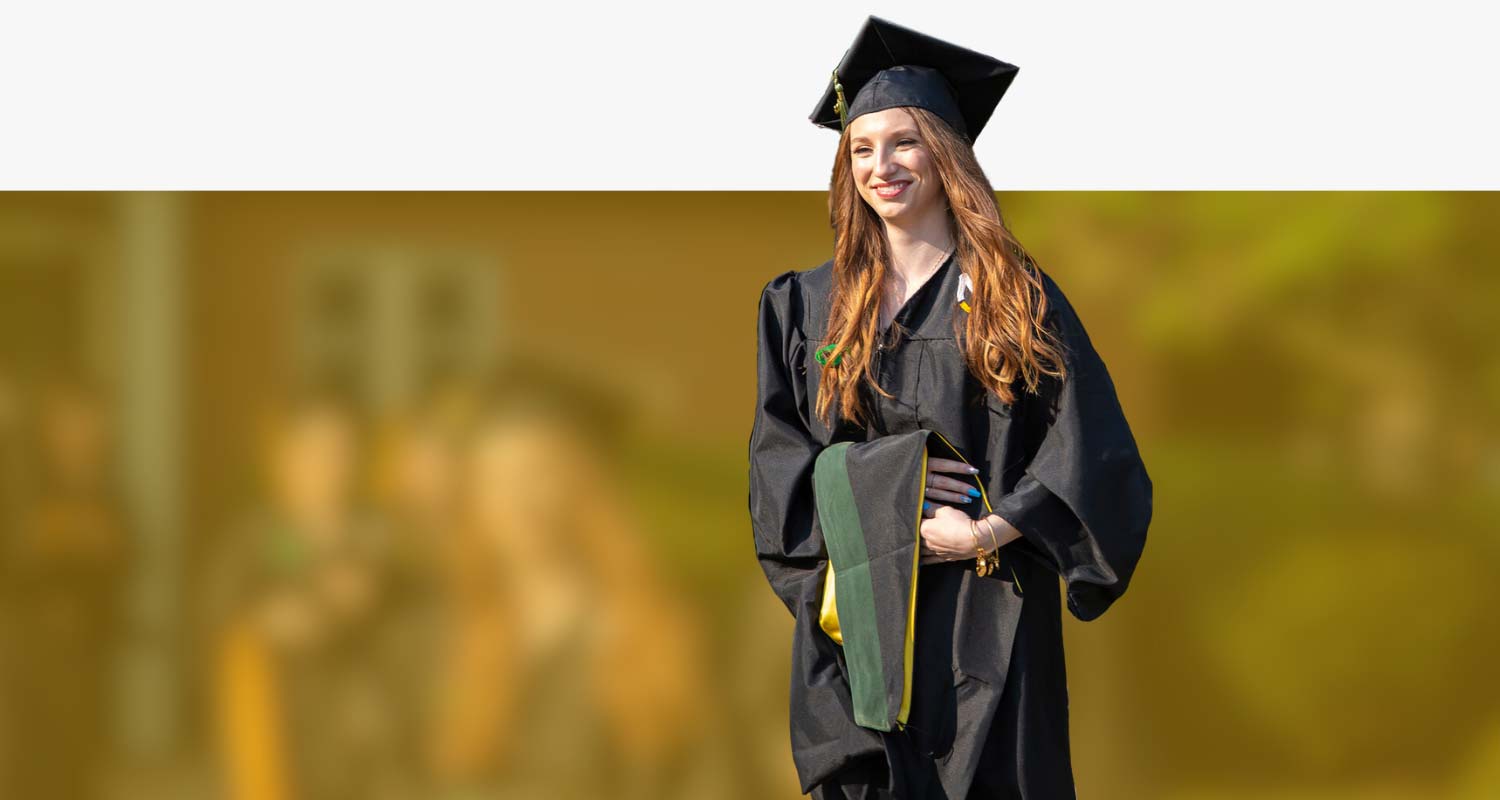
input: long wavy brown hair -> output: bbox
[816,105,1069,428]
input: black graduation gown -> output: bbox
[747,253,1152,799]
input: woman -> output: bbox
[748,16,1153,799]
[209,389,392,800]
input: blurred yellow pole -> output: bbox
[216,623,290,800]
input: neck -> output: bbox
[882,209,954,282]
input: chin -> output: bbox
[871,200,916,221]
[866,192,930,221]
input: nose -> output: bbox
[873,145,902,181]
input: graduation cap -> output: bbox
[810,15,1019,143]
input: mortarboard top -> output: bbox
[810,16,1019,143]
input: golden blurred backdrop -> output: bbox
[0,191,1496,799]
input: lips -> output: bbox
[873,180,910,199]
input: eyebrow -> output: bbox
[850,128,920,145]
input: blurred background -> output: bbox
[0,191,1496,799]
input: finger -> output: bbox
[922,501,937,518]
[925,487,975,505]
[925,474,964,491]
[926,458,979,475]
[927,474,982,495]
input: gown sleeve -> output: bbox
[992,271,1153,622]
[748,270,829,617]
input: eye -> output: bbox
[898,138,917,147]
[853,146,871,156]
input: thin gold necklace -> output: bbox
[885,244,954,315]
[880,244,955,346]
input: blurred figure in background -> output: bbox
[206,388,400,800]
[429,360,717,800]
[368,385,474,796]
[0,374,130,800]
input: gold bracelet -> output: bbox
[979,517,1001,575]
[969,519,992,577]
[980,516,1001,551]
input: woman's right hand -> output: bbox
[918,505,981,564]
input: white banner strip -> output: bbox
[1,1,1495,189]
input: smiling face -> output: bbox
[847,107,946,223]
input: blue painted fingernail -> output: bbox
[966,487,980,497]
[923,502,932,512]
[964,496,974,503]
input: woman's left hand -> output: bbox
[924,457,982,505]
[918,505,980,564]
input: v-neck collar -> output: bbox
[881,250,957,341]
